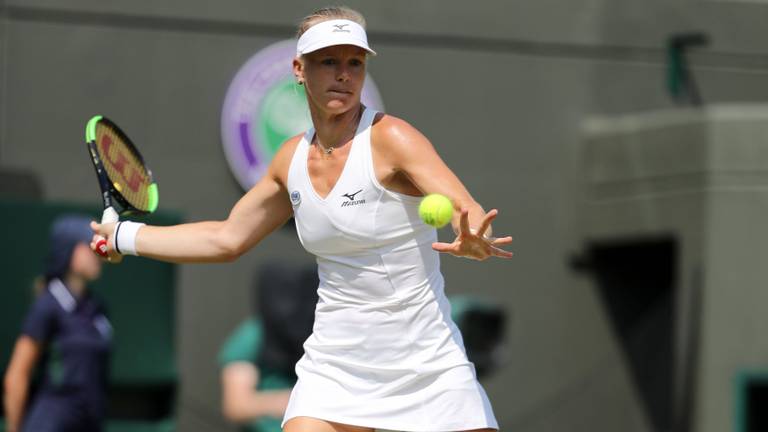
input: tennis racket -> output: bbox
[85,116,159,257]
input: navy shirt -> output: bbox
[21,278,112,432]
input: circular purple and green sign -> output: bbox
[221,39,385,191]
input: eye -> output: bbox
[321,58,337,66]
[349,58,364,67]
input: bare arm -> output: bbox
[135,175,291,263]
[4,336,42,432]
[373,116,484,232]
[91,137,300,263]
[220,362,292,422]
[372,116,513,260]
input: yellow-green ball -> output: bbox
[419,194,454,228]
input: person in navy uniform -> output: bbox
[3,215,112,432]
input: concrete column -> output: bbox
[580,104,768,432]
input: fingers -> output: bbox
[459,209,471,235]
[490,235,513,246]
[434,241,512,259]
[89,220,122,262]
[90,221,105,254]
[475,209,498,238]
[432,242,456,254]
[435,208,514,259]
[90,221,113,239]
[107,252,123,264]
[490,246,514,258]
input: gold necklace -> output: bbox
[316,107,363,155]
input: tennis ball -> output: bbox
[419,194,454,228]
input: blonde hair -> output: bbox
[297,6,366,38]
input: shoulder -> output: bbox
[229,318,262,342]
[28,290,60,316]
[371,113,426,144]
[21,290,61,342]
[218,318,262,366]
[268,133,305,184]
[370,113,436,164]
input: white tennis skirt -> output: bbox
[282,360,498,431]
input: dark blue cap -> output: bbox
[44,214,94,279]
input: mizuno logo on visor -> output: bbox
[332,24,351,33]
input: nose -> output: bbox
[336,64,350,82]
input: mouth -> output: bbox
[328,88,353,95]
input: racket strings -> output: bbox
[95,125,152,211]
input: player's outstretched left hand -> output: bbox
[431,209,513,260]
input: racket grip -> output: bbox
[96,207,120,258]
[96,238,109,257]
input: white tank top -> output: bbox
[286,108,469,380]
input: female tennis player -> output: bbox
[92,6,512,431]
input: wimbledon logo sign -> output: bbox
[221,39,385,191]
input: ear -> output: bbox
[292,57,304,83]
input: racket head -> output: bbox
[85,115,159,215]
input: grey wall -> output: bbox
[2,1,767,431]
[0,0,7,156]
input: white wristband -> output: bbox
[114,221,145,256]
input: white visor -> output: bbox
[296,19,376,56]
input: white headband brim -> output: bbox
[297,19,376,56]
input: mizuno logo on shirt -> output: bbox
[341,189,365,207]
[342,189,363,201]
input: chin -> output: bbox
[325,99,358,112]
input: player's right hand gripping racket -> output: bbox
[85,116,159,257]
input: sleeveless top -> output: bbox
[283,108,497,430]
